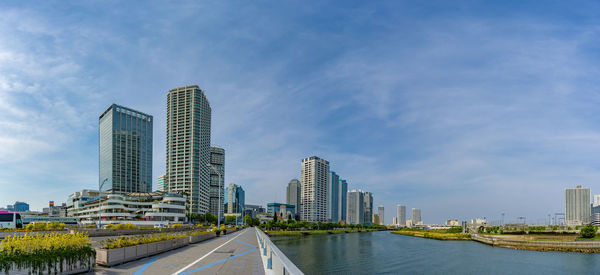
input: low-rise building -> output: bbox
[446,219,459,226]
[267,203,295,221]
[257,212,274,224]
[68,191,186,226]
[243,204,265,219]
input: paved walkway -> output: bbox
[91,228,265,275]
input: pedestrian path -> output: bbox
[91,228,265,275]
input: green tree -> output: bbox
[225,215,237,224]
[244,215,253,226]
[580,224,597,239]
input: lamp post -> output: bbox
[207,164,222,231]
[98,178,108,229]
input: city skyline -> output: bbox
[4,1,600,224]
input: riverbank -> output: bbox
[391,230,471,240]
[471,234,600,253]
[266,229,381,237]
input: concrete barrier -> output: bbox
[256,228,304,275]
[2,256,95,274]
[96,237,190,266]
[472,234,600,251]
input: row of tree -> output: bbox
[259,219,387,230]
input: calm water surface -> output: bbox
[271,231,600,275]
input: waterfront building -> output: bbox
[267,203,296,221]
[446,219,459,226]
[412,208,422,224]
[99,104,153,193]
[68,191,186,226]
[339,179,348,222]
[157,174,166,192]
[225,183,245,214]
[565,185,591,226]
[257,212,274,224]
[66,189,101,216]
[406,219,413,227]
[364,192,373,225]
[347,190,365,225]
[244,204,265,219]
[328,171,340,222]
[209,146,225,219]
[300,156,330,222]
[372,213,380,225]
[166,85,211,214]
[377,205,385,225]
[286,179,301,216]
[397,205,406,227]
[14,201,29,212]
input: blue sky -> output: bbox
[1,1,600,224]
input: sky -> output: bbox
[1,1,600,225]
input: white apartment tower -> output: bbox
[300,156,330,222]
[347,190,365,225]
[397,205,406,227]
[377,205,385,225]
[565,185,591,226]
[166,85,212,214]
[412,208,422,224]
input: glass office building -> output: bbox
[99,104,153,193]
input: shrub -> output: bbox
[101,233,187,249]
[105,223,136,230]
[580,224,596,239]
[170,224,183,229]
[85,224,97,228]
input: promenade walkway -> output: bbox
[91,228,265,275]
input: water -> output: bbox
[271,231,600,274]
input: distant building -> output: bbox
[347,190,365,225]
[372,213,380,225]
[209,146,225,219]
[99,104,153,193]
[244,204,265,219]
[328,171,340,222]
[286,179,301,217]
[257,212,274,224]
[225,183,245,214]
[446,219,459,226]
[592,205,600,226]
[157,174,166,192]
[13,201,29,212]
[470,218,487,226]
[66,189,101,216]
[300,156,329,222]
[267,203,296,221]
[565,185,591,226]
[412,208,422,224]
[377,206,385,225]
[594,194,600,208]
[392,217,398,226]
[363,192,373,225]
[397,205,406,227]
[406,219,413,227]
[339,179,348,222]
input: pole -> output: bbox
[99,178,108,229]
[218,170,221,231]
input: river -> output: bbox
[271,231,600,274]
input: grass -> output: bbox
[391,230,471,240]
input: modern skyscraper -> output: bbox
[397,205,406,227]
[225,183,245,214]
[300,156,330,222]
[99,104,153,193]
[593,194,600,207]
[209,146,225,218]
[286,179,301,216]
[377,205,385,225]
[166,85,211,214]
[328,171,340,222]
[372,213,380,225]
[347,190,364,225]
[412,208,422,224]
[157,174,166,192]
[339,179,348,222]
[363,192,373,225]
[565,185,591,226]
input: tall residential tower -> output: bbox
[99,104,153,193]
[377,205,385,225]
[286,179,301,217]
[397,205,406,227]
[209,146,225,218]
[328,171,340,222]
[165,85,211,213]
[363,192,373,225]
[565,185,591,226]
[347,190,364,225]
[300,156,330,222]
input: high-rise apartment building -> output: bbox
[593,194,600,207]
[372,213,380,225]
[412,208,422,224]
[397,205,406,227]
[340,179,348,222]
[565,185,591,226]
[328,171,340,222]
[209,146,225,218]
[99,104,153,193]
[165,85,211,214]
[157,174,166,192]
[300,156,330,222]
[363,192,373,225]
[225,183,245,214]
[347,190,364,225]
[286,179,301,216]
[377,205,385,225]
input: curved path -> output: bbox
[92,228,265,275]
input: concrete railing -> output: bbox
[256,228,304,275]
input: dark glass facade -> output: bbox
[99,104,153,193]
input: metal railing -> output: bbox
[255,228,304,275]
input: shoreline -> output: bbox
[266,229,382,237]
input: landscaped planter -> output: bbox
[96,237,190,267]
[2,256,95,275]
[189,233,216,244]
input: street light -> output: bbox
[98,178,109,229]
[207,163,222,231]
